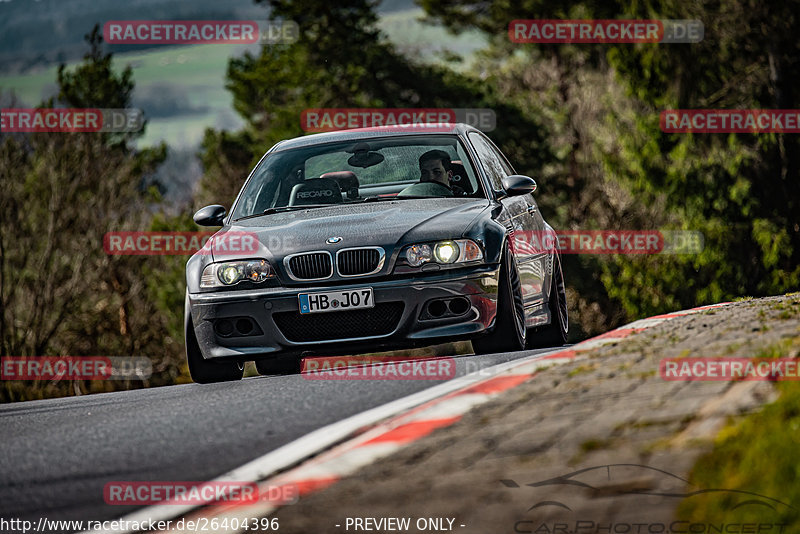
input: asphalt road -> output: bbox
[0,348,562,530]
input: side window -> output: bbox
[468,132,508,191]
[484,136,516,176]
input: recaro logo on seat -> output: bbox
[297,190,334,198]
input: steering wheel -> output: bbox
[397,181,454,197]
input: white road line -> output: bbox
[81,347,566,534]
[85,302,734,533]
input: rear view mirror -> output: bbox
[501,175,537,197]
[193,205,227,226]
[347,142,385,168]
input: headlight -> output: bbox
[406,244,432,267]
[403,239,483,267]
[460,239,483,261]
[200,259,273,288]
[434,241,458,263]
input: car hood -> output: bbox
[217,198,491,259]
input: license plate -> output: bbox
[299,288,374,314]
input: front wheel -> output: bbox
[526,254,569,348]
[185,315,244,384]
[471,243,527,355]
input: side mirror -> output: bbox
[501,175,537,197]
[193,205,227,227]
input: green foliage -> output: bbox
[56,26,135,110]
[6,0,799,401]
[0,28,182,402]
[418,0,800,332]
[597,0,800,316]
[145,212,200,356]
[676,342,800,528]
[198,0,551,208]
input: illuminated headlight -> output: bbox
[200,259,273,288]
[403,239,483,267]
[434,241,459,263]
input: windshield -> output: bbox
[231,135,483,219]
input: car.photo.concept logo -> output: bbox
[504,464,793,534]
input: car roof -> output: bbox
[269,123,482,152]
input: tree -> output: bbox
[0,26,179,402]
[419,0,800,326]
[198,0,551,210]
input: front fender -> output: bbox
[463,212,507,265]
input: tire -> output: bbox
[255,357,301,376]
[471,242,527,355]
[185,315,244,384]
[526,253,569,348]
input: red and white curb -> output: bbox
[85,302,730,534]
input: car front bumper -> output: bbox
[187,265,501,361]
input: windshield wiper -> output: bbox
[363,195,438,202]
[234,204,330,221]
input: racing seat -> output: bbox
[288,178,343,206]
[321,171,360,200]
[449,160,474,196]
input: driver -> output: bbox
[418,149,453,189]
[397,150,455,197]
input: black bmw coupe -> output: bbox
[185,123,568,383]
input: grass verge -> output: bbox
[675,337,800,528]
